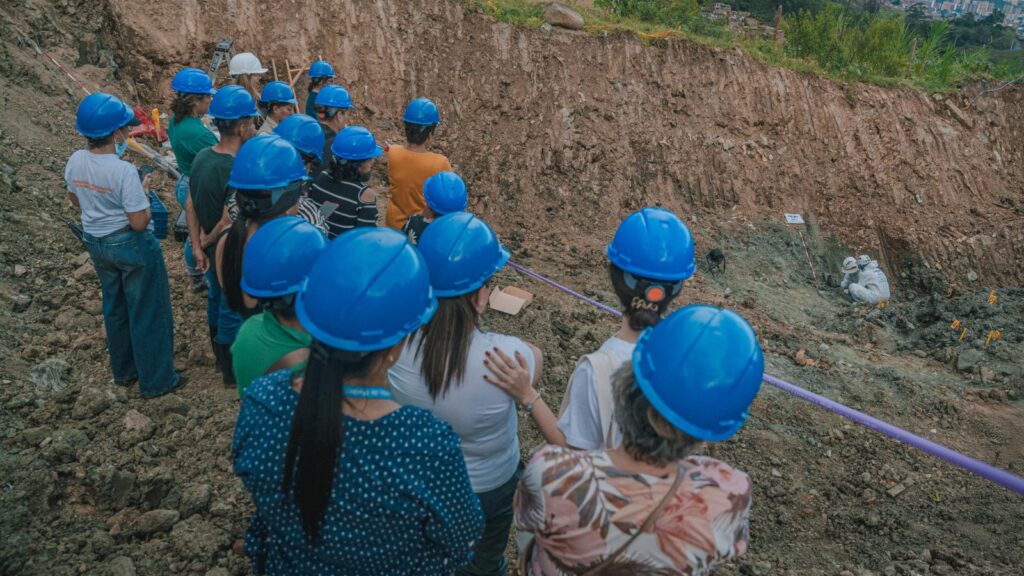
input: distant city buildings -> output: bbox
[903,0,1024,30]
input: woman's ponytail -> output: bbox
[284,342,375,541]
[609,263,681,332]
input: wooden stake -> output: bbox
[272,59,279,81]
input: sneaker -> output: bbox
[190,275,209,294]
[141,373,188,399]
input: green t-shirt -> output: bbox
[189,147,234,235]
[231,311,312,397]
[167,115,217,177]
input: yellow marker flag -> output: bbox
[988,291,998,306]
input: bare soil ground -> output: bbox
[1,1,1022,575]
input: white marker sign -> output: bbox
[784,213,805,225]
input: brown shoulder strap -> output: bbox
[265,347,310,376]
[582,468,684,574]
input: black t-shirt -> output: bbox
[309,171,378,239]
[189,148,234,235]
[402,214,430,245]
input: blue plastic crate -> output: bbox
[149,191,169,239]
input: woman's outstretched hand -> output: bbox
[484,347,534,405]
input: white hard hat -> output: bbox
[229,52,268,75]
[841,256,858,274]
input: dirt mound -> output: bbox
[1,1,1022,575]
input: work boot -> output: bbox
[208,326,220,370]
[190,274,209,295]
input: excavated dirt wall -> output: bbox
[98,0,1024,289]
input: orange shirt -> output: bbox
[385,145,452,230]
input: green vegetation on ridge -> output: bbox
[465,0,1022,92]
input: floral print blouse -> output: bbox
[515,445,751,575]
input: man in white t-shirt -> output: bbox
[65,93,184,398]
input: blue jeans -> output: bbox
[206,267,243,344]
[457,467,521,576]
[175,175,199,278]
[83,229,179,397]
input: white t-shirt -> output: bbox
[64,150,150,237]
[557,336,635,451]
[390,329,536,493]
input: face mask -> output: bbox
[114,134,128,158]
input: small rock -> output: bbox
[979,367,995,384]
[865,510,881,527]
[861,472,872,483]
[921,549,933,563]
[955,348,984,373]
[966,270,978,282]
[544,2,584,30]
[180,484,212,518]
[540,22,554,34]
[10,293,32,313]
[155,394,189,416]
[135,509,179,535]
[205,569,230,576]
[73,261,98,281]
[886,483,906,498]
[123,409,155,442]
[13,264,27,277]
[30,358,71,392]
[73,252,91,267]
[72,387,113,420]
[108,556,136,576]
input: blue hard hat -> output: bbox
[633,305,764,442]
[424,171,468,215]
[273,114,325,161]
[228,134,311,190]
[308,60,335,79]
[331,126,383,161]
[259,81,298,105]
[296,228,437,352]
[606,207,695,282]
[402,97,440,126]
[241,216,328,298]
[314,84,353,109]
[209,85,259,120]
[418,212,510,298]
[171,67,216,95]
[75,93,139,138]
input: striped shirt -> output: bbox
[308,171,378,238]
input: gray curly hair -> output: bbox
[613,361,701,467]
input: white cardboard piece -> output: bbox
[489,286,534,316]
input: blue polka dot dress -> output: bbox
[233,370,485,575]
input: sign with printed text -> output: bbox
[784,213,805,225]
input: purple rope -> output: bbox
[508,260,1024,495]
[507,261,623,317]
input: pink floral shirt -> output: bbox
[515,446,751,575]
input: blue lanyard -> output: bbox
[342,385,393,400]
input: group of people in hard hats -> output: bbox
[840,254,891,305]
[66,49,770,575]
